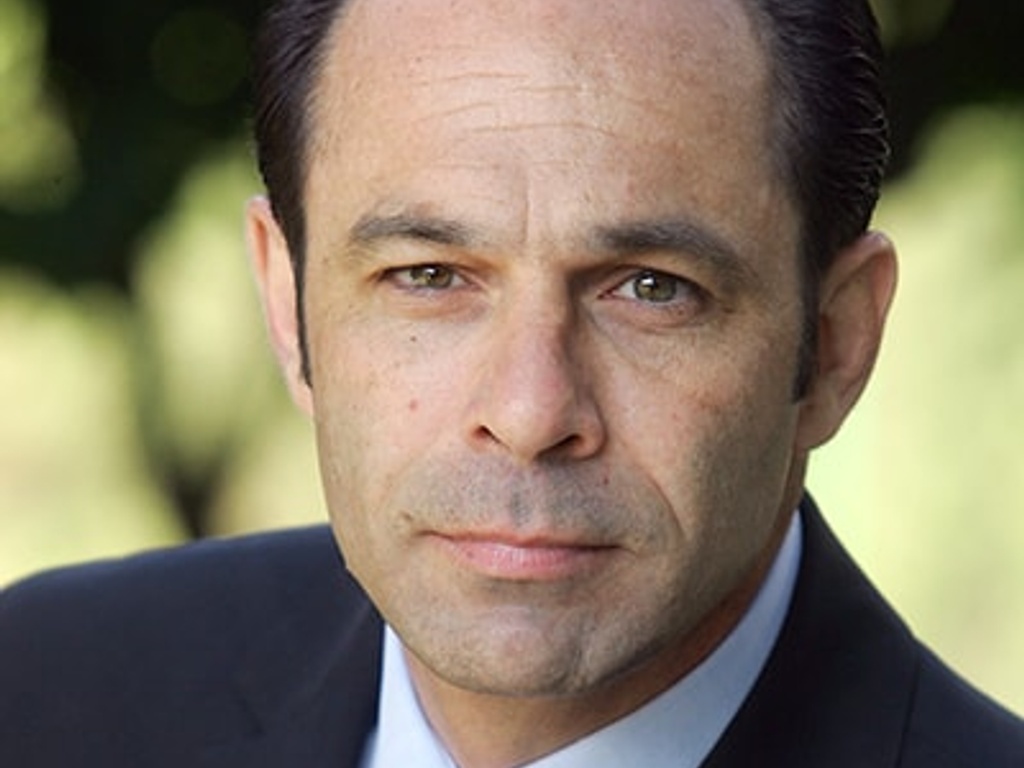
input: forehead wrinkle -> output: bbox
[465,120,625,143]
[408,70,525,88]
[416,76,596,123]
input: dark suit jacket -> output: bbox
[1,499,1022,766]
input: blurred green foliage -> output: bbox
[0,0,1022,711]
[809,106,1024,713]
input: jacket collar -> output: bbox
[199,530,384,768]
[703,497,919,767]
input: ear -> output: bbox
[795,231,897,450]
[245,196,314,416]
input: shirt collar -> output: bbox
[363,512,803,768]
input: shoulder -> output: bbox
[0,525,350,642]
[900,646,1024,767]
[0,526,370,760]
[740,500,1024,767]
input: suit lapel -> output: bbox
[198,541,384,768]
[703,498,919,767]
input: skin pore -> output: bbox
[246,0,897,765]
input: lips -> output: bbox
[429,531,617,582]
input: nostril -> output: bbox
[550,432,584,456]
[473,424,500,446]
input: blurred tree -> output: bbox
[0,0,259,287]
[0,0,262,537]
[1,0,1022,539]
[883,0,1024,173]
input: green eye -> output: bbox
[405,264,455,289]
[631,271,681,303]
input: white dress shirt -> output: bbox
[362,513,802,768]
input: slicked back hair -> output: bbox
[252,0,352,382]
[251,0,890,393]
[740,0,889,393]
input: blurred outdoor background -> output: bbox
[1,0,1022,710]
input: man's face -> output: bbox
[290,0,813,700]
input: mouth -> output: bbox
[427,531,618,582]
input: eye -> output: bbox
[611,269,698,305]
[386,263,460,290]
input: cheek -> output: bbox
[611,336,801,516]
[308,317,468,502]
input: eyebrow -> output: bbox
[347,211,756,289]
[349,212,477,249]
[591,218,754,287]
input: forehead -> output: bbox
[303,0,791,260]
[324,0,762,79]
[310,0,769,155]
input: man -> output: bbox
[1,0,1022,765]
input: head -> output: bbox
[246,0,896,741]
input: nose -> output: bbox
[468,302,606,463]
